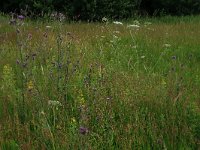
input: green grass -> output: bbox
[0,15,200,149]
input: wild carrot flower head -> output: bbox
[48,100,62,107]
[113,21,123,25]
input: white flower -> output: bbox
[141,56,145,59]
[127,24,140,28]
[46,26,52,29]
[113,35,118,39]
[102,17,108,22]
[163,44,171,48]
[48,100,62,106]
[132,45,137,49]
[113,21,123,25]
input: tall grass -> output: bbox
[0,15,200,149]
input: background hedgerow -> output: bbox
[0,15,200,149]
[1,0,200,20]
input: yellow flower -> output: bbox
[3,64,12,75]
[27,80,34,90]
[78,91,86,106]
[71,117,76,124]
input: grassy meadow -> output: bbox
[0,15,200,149]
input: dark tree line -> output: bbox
[1,0,200,20]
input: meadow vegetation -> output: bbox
[0,15,200,149]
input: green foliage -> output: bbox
[141,0,200,16]
[1,0,200,19]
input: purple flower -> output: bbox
[79,126,88,135]
[18,15,25,20]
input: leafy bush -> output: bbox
[140,0,200,16]
[0,0,200,20]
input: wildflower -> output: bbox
[48,100,62,107]
[40,111,45,115]
[27,80,34,91]
[113,21,123,25]
[3,64,12,76]
[46,26,51,29]
[163,44,171,48]
[113,35,118,39]
[58,13,66,22]
[79,126,88,135]
[132,45,137,49]
[141,56,145,59]
[71,117,76,124]
[102,17,108,22]
[18,15,25,20]
[127,24,140,28]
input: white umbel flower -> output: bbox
[113,21,123,25]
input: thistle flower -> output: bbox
[79,126,88,135]
[18,15,25,20]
